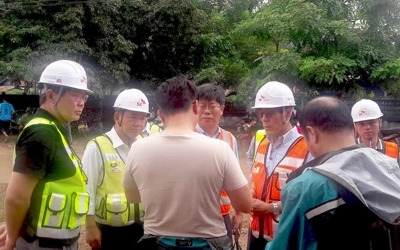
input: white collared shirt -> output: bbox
[195,124,239,159]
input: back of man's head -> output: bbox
[299,96,354,138]
[155,76,197,116]
[197,83,226,106]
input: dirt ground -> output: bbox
[0,134,251,249]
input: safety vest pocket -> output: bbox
[270,173,281,201]
[105,193,129,226]
[67,192,89,229]
[95,195,106,219]
[43,193,66,228]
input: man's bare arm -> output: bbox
[226,185,252,213]
[5,172,38,249]
[124,187,141,203]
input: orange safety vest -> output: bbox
[195,127,235,215]
[250,136,309,240]
[384,141,399,160]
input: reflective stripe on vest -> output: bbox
[194,127,235,215]
[92,135,143,226]
[218,129,235,215]
[384,141,399,160]
[255,130,266,152]
[250,136,308,239]
[22,118,89,240]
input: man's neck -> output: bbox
[360,137,379,148]
[200,125,218,137]
[164,113,196,135]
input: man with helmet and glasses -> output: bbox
[3,60,92,250]
[195,83,243,243]
[82,89,149,249]
[248,81,312,250]
[351,99,400,162]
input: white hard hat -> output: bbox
[113,89,150,114]
[252,81,295,109]
[351,99,383,122]
[39,60,92,93]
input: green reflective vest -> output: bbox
[92,135,143,226]
[22,117,89,240]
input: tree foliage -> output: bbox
[0,0,399,105]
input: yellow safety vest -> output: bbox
[91,135,143,226]
[23,117,89,240]
[137,123,162,139]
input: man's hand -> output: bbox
[0,224,6,249]
[251,199,271,217]
[85,216,101,249]
[232,211,244,231]
[86,225,102,249]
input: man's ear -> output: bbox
[46,89,57,105]
[220,105,225,116]
[305,126,319,144]
[158,109,165,123]
[192,100,198,115]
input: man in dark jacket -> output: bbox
[267,96,400,250]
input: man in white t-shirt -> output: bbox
[123,76,252,250]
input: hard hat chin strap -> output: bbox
[117,110,135,146]
[281,106,292,130]
[53,87,69,123]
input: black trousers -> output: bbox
[97,222,144,250]
[247,229,268,250]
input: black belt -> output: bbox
[22,232,79,248]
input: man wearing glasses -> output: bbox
[195,83,243,243]
[248,81,312,250]
[3,60,92,250]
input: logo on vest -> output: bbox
[110,161,122,173]
[253,166,260,173]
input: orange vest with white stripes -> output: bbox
[384,141,399,160]
[195,127,235,215]
[250,136,308,240]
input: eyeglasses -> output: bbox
[256,108,281,119]
[198,103,221,111]
[70,93,89,103]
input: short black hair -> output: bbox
[197,83,226,106]
[155,75,197,116]
[299,96,354,137]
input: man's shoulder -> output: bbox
[285,169,337,201]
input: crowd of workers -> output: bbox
[0,59,399,250]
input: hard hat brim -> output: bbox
[40,82,93,94]
[251,104,295,109]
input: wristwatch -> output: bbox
[272,203,279,215]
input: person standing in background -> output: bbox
[351,99,399,162]
[82,89,149,249]
[0,98,15,142]
[195,83,243,242]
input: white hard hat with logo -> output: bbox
[351,99,383,122]
[252,81,295,109]
[39,60,93,93]
[113,89,150,114]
